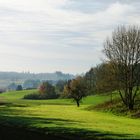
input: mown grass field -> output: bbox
[0,90,140,139]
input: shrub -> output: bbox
[24,82,59,100]
[24,92,40,99]
[23,92,59,100]
[39,82,57,99]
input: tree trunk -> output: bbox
[110,92,113,103]
[76,100,80,107]
[128,88,134,110]
[128,103,134,110]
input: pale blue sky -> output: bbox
[0,0,140,74]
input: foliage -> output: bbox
[94,63,118,93]
[39,82,57,99]
[55,80,67,95]
[8,83,17,90]
[24,92,41,99]
[16,85,23,91]
[23,80,41,89]
[64,76,87,107]
[84,68,96,95]
[24,82,58,99]
[60,80,71,98]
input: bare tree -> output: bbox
[104,26,140,110]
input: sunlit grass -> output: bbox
[0,90,140,139]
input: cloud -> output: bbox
[0,0,139,74]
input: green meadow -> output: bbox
[0,90,140,139]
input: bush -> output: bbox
[23,92,58,100]
[39,82,58,99]
[24,92,40,99]
[24,82,59,100]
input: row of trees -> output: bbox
[63,26,140,110]
[8,80,41,90]
[24,25,140,110]
[24,80,68,99]
[8,83,23,91]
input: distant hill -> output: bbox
[0,71,75,88]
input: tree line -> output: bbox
[64,25,140,110]
[24,25,140,110]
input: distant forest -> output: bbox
[0,71,74,88]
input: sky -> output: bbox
[0,0,140,74]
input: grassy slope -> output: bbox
[0,90,110,106]
[0,90,140,139]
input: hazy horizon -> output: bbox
[0,0,140,74]
[0,70,76,75]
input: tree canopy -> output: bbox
[64,76,87,107]
[104,25,140,110]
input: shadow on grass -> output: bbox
[0,105,135,140]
